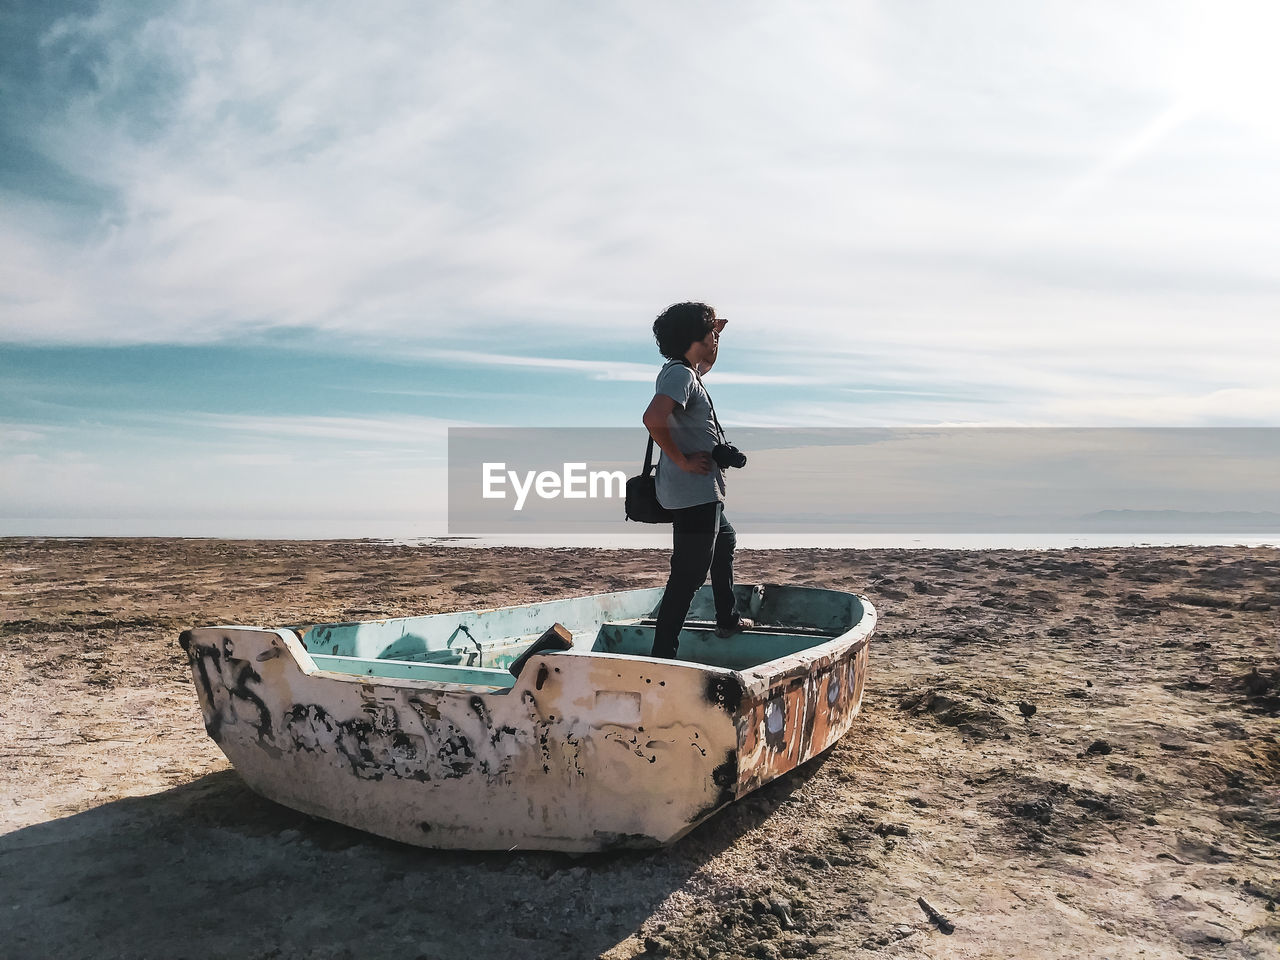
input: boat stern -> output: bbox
[733,596,875,796]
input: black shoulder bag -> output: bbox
[625,359,687,524]
[624,434,674,523]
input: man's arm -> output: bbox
[642,394,712,475]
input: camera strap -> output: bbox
[702,381,728,444]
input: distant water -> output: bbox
[2,519,1275,550]
[396,533,1280,550]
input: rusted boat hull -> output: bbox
[180,584,875,852]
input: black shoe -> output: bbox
[715,616,755,639]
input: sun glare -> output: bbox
[1172,2,1280,138]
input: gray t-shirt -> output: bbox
[653,360,726,510]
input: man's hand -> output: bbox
[678,451,714,475]
[644,394,714,475]
[698,318,725,374]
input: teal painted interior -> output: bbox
[296,585,863,681]
[297,586,668,660]
[591,623,825,669]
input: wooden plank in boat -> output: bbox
[507,622,573,677]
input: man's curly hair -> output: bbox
[653,302,716,361]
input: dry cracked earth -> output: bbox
[1,539,1278,959]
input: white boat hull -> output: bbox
[180,585,875,851]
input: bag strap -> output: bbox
[643,358,726,467]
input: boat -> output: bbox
[179,583,876,852]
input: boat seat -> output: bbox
[309,652,516,688]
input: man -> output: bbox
[642,301,753,660]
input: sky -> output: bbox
[2,1,1278,536]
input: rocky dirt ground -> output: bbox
[1,539,1277,960]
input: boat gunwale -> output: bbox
[289,585,671,640]
[733,605,876,697]
[288,582,857,640]
[207,617,875,704]
[191,584,875,697]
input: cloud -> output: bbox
[419,349,809,384]
[2,1,1274,356]
[0,425,46,447]
[1,1,1277,538]
[176,412,461,446]
[0,408,452,522]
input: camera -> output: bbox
[712,443,747,470]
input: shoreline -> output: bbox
[3,533,1279,551]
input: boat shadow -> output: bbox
[0,756,829,960]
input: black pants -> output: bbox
[651,501,740,659]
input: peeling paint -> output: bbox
[180,585,875,851]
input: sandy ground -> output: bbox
[1,538,1277,960]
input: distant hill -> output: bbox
[728,509,1280,533]
[1076,510,1280,532]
